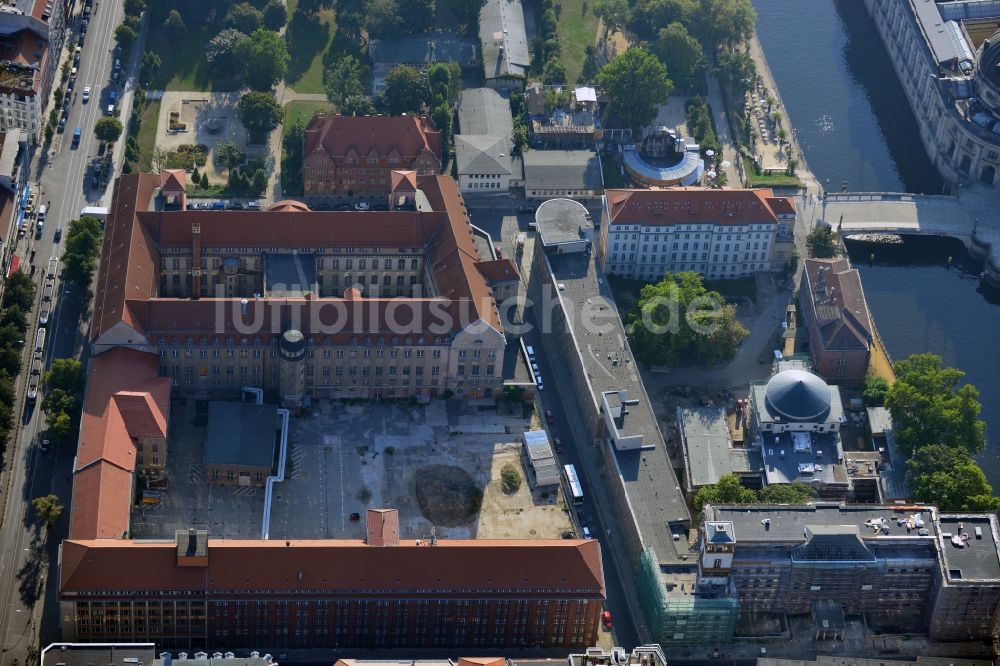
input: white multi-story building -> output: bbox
[862,0,1000,190]
[597,188,795,280]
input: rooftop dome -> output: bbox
[278,329,306,359]
[764,369,832,422]
[975,30,1000,113]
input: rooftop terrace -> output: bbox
[938,514,1000,581]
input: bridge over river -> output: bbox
[822,192,1000,285]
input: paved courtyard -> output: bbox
[131,398,573,541]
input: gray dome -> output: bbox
[764,369,832,422]
[975,30,1000,114]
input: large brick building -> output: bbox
[799,258,873,387]
[0,0,66,139]
[59,527,605,650]
[302,114,441,200]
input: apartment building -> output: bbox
[302,114,441,199]
[597,188,795,280]
[0,0,65,139]
[698,504,1000,642]
[91,171,506,403]
[800,258,873,387]
[59,527,605,650]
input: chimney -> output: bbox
[191,224,202,299]
[366,508,400,547]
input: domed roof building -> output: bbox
[748,360,849,497]
[974,29,1000,118]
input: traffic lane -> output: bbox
[521,324,639,649]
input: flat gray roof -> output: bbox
[757,426,849,487]
[480,0,529,80]
[706,503,938,543]
[912,0,974,66]
[679,405,758,488]
[522,150,603,192]
[547,251,690,563]
[370,33,476,66]
[204,401,279,468]
[43,644,157,666]
[535,198,593,247]
[938,515,1000,581]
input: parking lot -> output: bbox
[131,398,573,541]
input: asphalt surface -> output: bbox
[0,2,128,665]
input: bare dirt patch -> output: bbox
[415,464,482,527]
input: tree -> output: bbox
[165,9,186,39]
[653,23,706,90]
[215,139,246,170]
[500,464,522,493]
[140,51,161,85]
[42,388,77,419]
[0,306,26,333]
[32,495,64,528]
[3,271,36,312]
[885,353,987,456]
[366,0,402,38]
[251,169,268,195]
[115,24,138,53]
[597,49,672,133]
[541,58,567,85]
[341,94,376,116]
[693,474,757,514]
[207,29,249,78]
[242,29,289,91]
[44,359,84,395]
[333,0,366,43]
[806,226,837,258]
[442,0,484,33]
[324,54,365,104]
[124,0,146,15]
[593,0,630,34]
[280,119,306,195]
[431,103,452,155]
[629,0,696,40]
[47,411,75,442]
[238,91,283,143]
[298,0,335,13]
[906,445,1000,511]
[627,272,748,367]
[60,217,104,286]
[427,62,456,108]
[863,373,889,406]
[759,483,816,505]
[262,0,287,29]
[398,0,435,34]
[718,49,756,93]
[0,347,21,377]
[512,125,528,154]
[694,0,755,49]
[383,65,430,115]
[225,3,263,33]
[94,117,124,144]
[200,171,210,189]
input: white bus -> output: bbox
[564,464,584,505]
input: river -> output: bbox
[752,0,1000,482]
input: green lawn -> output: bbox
[284,1,339,94]
[703,277,758,304]
[136,100,160,171]
[556,0,600,84]
[146,24,236,92]
[742,157,804,188]
[284,100,334,132]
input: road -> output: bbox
[0,3,127,665]
[464,194,644,649]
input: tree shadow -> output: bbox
[285,12,332,85]
[16,534,44,607]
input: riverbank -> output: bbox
[744,33,822,195]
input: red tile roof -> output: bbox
[803,258,873,352]
[60,539,605,596]
[92,173,160,342]
[604,187,793,226]
[391,170,417,193]
[305,114,441,162]
[458,659,506,666]
[366,508,400,547]
[71,347,170,540]
[269,199,311,212]
[476,259,519,284]
[159,169,185,193]
[92,175,501,342]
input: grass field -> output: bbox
[284,100,334,132]
[146,24,235,92]
[556,0,600,84]
[136,100,161,171]
[284,0,339,94]
[742,157,804,188]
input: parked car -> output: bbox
[602,610,612,628]
[554,437,563,454]
[354,202,370,211]
[517,205,536,213]
[349,512,361,521]
[545,410,554,425]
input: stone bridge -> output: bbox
[822,192,1000,286]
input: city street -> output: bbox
[0,2,129,665]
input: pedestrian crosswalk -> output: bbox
[188,464,206,485]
